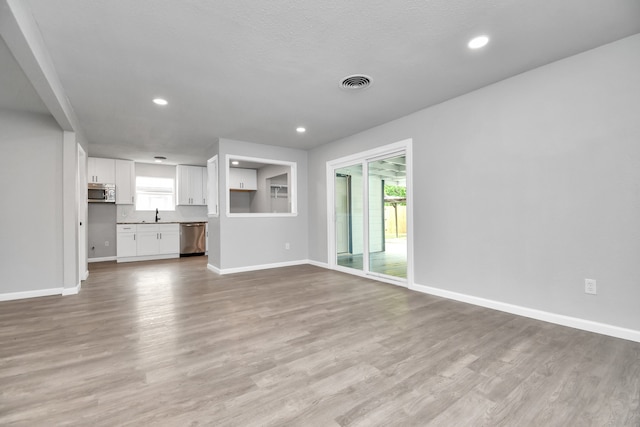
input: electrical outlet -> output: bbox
[105,241,109,247]
[585,278,597,295]
[285,242,290,250]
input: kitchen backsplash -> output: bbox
[117,205,208,223]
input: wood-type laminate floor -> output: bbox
[1,257,639,426]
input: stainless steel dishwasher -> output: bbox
[180,222,206,256]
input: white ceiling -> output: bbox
[12,0,640,164]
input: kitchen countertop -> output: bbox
[117,221,207,224]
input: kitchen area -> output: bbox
[87,157,209,263]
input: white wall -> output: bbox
[308,34,640,331]
[218,138,308,270]
[0,109,64,295]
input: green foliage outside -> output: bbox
[384,184,406,206]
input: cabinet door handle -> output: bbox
[132,196,134,203]
[134,234,136,241]
[160,233,162,239]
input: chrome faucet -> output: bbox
[155,208,161,223]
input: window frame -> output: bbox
[225,154,297,218]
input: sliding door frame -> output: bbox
[326,139,413,287]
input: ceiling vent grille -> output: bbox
[340,74,372,90]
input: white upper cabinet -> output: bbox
[176,165,207,205]
[88,157,115,183]
[115,159,135,204]
[229,168,257,190]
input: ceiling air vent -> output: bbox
[340,74,372,90]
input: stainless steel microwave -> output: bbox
[88,183,116,203]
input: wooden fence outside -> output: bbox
[384,205,407,238]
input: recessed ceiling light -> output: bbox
[468,35,489,49]
[154,156,166,163]
[296,127,306,133]
[153,98,168,106]
[231,161,239,166]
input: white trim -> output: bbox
[306,259,329,269]
[331,264,407,287]
[410,282,640,343]
[207,155,219,216]
[226,213,298,218]
[116,254,179,263]
[0,288,63,301]
[207,263,221,274]
[62,281,81,296]
[225,154,298,217]
[62,131,79,290]
[88,256,117,263]
[326,139,414,287]
[78,144,88,284]
[327,140,411,168]
[213,259,309,275]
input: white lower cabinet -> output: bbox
[117,223,179,262]
[136,226,161,256]
[116,225,137,257]
[158,227,180,255]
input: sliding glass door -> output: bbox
[332,148,408,283]
[335,164,363,271]
[368,154,407,279]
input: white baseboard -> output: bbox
[207,263,221,275]
[82,270,89,281]
[410,282,640,343]
[306,259,329,269]
[62,281,81,296]
[88,256,116,263]
[212,259,309,275]
[0,288,63,301]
